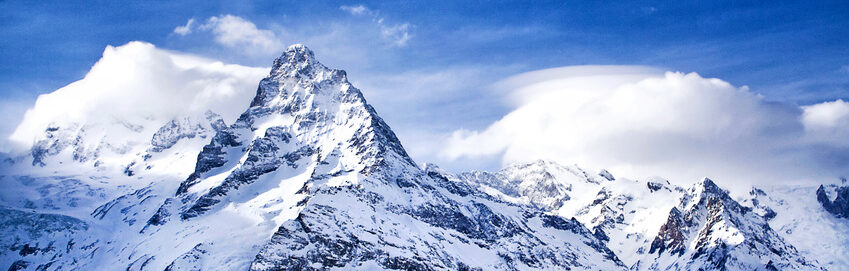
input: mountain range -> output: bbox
[1,44,847,271]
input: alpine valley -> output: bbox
[1,43,847,271]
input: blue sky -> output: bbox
[2,0,849,180]
[2,1,848,102]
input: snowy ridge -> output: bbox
[638,178,821,270]
[458,161,836,270]
[458,160,685,267]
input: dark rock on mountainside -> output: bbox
[817,184,849,219]
[642,178,822,270]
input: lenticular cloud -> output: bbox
[443,66,849,188]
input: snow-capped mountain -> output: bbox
[0,44,846,271]
[1,45,624,270]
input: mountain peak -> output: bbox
[271,44,318,72]
[691,177,728,200]
[160,44,416,220]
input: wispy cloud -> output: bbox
[171,15,283,55]
[381,23,412,47]
[340,5,371,16]
[200,15,283,54]
[173,18,194,36]
[339,4,413,47]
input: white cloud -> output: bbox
[442,66,849,190]
[199,15,283,54]
[381,23,412,47]
[173,18,194,36]
[8,41,268,152]
[802,99,849,146]
[340,5,371,16]
[338,5,412,47]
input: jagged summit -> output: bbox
[686,177,737,207]
[272,44,317,70]
[162,44,417,220]
[249,44,345,108]
[698,177,722,193]
[642,177,822,270]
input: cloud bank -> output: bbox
[442,66,849,189]
[7,41,268,152]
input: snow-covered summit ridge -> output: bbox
[272,44,316,70]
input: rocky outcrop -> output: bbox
[641,178,822,270]
[816,184,849,219]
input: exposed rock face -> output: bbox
[649,207,686,255]
[148,112,226,153]
[817,184,849,219]
[640,179,822,271]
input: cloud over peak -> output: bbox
[442,66,849,189]
[7,41,268,152]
